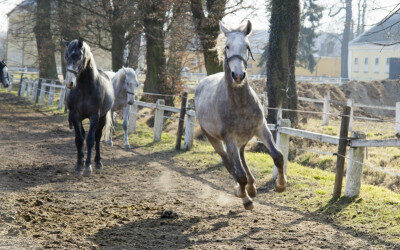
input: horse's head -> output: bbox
[220,20,253,85]
[122,67,139,105]
[0,60,10,88]
[63,37,90,89]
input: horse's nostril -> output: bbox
[231,72,236,80]
[242,72,246,79]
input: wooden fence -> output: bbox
[5,73,400,200]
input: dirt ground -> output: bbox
[0,92,394,249]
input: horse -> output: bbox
[63,37,114,177]
[194,21,286,210]
[0,60,10,88]
[104,67,140,149]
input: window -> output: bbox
[364,57,369,72]
[354,58,359,72]
[374,58,379,73]
[386,58,390,73]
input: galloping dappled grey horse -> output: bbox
[105,67,140,149]
[63,38,114,176]
[195,21,286,210]
[0,60,10,88]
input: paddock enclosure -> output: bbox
[1,87,397,248]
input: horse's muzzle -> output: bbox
[66,82,75,90]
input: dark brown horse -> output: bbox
[63,38,114,176]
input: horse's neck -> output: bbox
[77,61,98,91]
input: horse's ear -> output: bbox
[219,21,230,36]
[78,37,83,48]
[242,20,252,36]
[61,39,69,47]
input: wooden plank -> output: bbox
[354,103,396,111]
[350,138,400,147]
[278,127,339,145]
[298,97,324,103]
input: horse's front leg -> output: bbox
[240,145,256,198]
[105,111,115,146]
[94,116,106,173]
[256,121,286,192]
[122,105,131,149]
[83,113,99,177]
[225,139,254,210]
[69,111,84,174]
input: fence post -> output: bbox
[344,131,366,197]
[26,80,32,98]
[7,75,13,92]
[273,119,291,180]
[58,87,66,110]
[17,73,23,96]
[20,78,27,97]
[129,102,139,134]
[322,91,330,126]
[333,106,351,199]
[175,92,188,150]
[39,83,46,103]
[396,102,400,137]
[47,82,55,105]
[31,80,38,102]
[347,99,354,133]
[263,91,268,114]
[153,99,165,142]
[183,99,196,151]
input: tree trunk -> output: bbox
[341,0,352,79]
[34,0,58,80]
[190,0,225,75]
[140,0,172,105]
[126,26,142,69]
[111,10,125,72]
[266,0,300,126]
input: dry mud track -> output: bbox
[0,92,392,249]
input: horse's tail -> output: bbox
[102,111,113,142]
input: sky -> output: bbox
[0,0,399,34]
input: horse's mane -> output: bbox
[81,42,97,73]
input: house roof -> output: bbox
[7,0,36,17]
[351,10,400,45]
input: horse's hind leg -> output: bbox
[94,116,106,173]
[256,121,286,192]
[70,112,84,174]
[122,106,131,149]
[105,111,115,146]
[240,145,256,198]
[224,139,253,210]
[83,114,99,177]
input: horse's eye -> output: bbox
[226,45,229,50]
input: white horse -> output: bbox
[105,67,140,149]
[195,21,286,210]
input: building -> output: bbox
[349,11,400,81]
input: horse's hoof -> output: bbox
[246,184,257,198]
[82,165,92,177]
[234,184,246,198]
[243,197,254,210]
[124,144,131,149]
[94,162,103,173]
[275,175,287,193]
